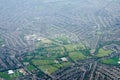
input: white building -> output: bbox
[8,70,14,74]
[61,57,68,62]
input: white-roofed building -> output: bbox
[61,57,68,62]
[8,70,14,74]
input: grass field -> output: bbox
[38,62,71,74]
[64,43,86,51]
[55,35,70,44]
[101,57,119,65]
[96,48,113,57]
[27,65,36,71]
[39,65,58,74]
[32,59,55,66]
[69,51,86,61]
[0,72,10,79]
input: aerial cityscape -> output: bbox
[0,0,120,80]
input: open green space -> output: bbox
[38,62,71,74]
[38,65,58,74]
[32,59,55,66]
[96,48,113,57]
[69,51,86,61]
[64,43,86,51]
[27,65,36,71]
[0,72,10,79]
[101,57,119,65]
[55,35,70,44]
[34,46,65,59]
[59,62,71,67]
[53,62,71,69]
